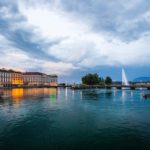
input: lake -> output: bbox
[0,88,150,150]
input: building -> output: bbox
[23,72,43,86]
[23,72,58,87]
[133,81,150,86]
[0,69,58,87]
[49,75,58,86]
[11,71,23,86]
[0,69,23,87]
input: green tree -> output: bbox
[82,73,100,85]
[99,77,105,83]
[105,76,112,85]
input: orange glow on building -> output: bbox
[11,72,23,85]
[11,79,23,85]
[0,69,58,87]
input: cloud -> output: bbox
[0,34,78,75]
[0,0,150,79]
[17,1,89,39]
[60,0,150,41]
[48,32,150,67]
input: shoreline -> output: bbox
[0,84,150,90]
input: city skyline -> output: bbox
[0,0,150,82]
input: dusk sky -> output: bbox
[0,0,150,83]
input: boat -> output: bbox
[143,94,150,99]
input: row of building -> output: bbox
[0,69,58,87]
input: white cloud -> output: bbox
[16,0,150,67]
[0,0,150,77]
[42,61,78,75]
[121,0,142,10]
[18,1,89,40]
[48,31,150,67]
[0,34,78,75]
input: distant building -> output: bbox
[23,72,43,86]
[49,75,58,86]
[0,69,23,87]
[23,72,57,86]
[133,81,150,86]
[0,69,58,87]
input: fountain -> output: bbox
[122,68,129,86]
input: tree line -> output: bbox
[82,73,112,85]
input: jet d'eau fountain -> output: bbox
[122,68,129,86]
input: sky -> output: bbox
[0,0,150,83]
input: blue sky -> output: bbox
[0,0,150,83]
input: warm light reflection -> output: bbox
[12,88,24,104]
[23,88,57,99]
[1,88,57,105]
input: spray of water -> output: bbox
[122,68,129,86]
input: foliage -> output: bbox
[82,73,100,85]
[82,74,112,85]
[105,76,112,85]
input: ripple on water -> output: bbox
[0,88,150,150]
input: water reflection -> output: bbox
[130,91,133,97]
[80,91,83,100]
[12,88,24,106]
[72,89,75,100]
[122,90,126,99]
[0,88,150,150]
[49,88,57,104]
[82,90,100,100]
[81,90,114,101]
[65,88,68,99]
[105,91,112,97]
[0,88,57,105]
[12,88,24,100]
[113,89,116,97]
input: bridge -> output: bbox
[70,84,150,90]
[106,84,150,90]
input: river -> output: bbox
[0,88,150,150]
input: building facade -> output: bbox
[0,69,58,87]
[0,69,23,87]
[23,72,57,86]
[23,72,43,86]
[49,75,58,86]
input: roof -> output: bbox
[0,69,22,73]
[48,74,58,77]
[23,72,44,75]
[0,69,58,77]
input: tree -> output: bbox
[82,73,100,85]
[105,76,112,85]
[99,77,105,83]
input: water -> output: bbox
[0,88,150,150]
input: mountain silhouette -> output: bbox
[133,77,150,82]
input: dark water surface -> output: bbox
[0,88,150,150]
